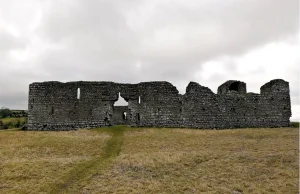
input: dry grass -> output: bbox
[0,127,298,193]
[0,129,109,193]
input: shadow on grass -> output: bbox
[49,125,126,194]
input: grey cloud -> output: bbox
[0,30,27,52]
[136,0,298,57]
[0,92,28,109]
[33,0,299,84]
[38,1,135,43]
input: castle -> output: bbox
[27,79,291,130]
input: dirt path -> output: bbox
[49,126,125,194]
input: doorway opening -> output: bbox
[123,111,127,120]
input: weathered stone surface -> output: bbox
[27,79,291,130]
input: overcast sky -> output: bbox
[0,0,299,121]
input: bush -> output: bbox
[4,124,9,129]
[0,108,12,118]
[291,122,299,128]
[0,121,4,130]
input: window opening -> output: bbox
[123,112,127,120]
[77,88,80,99]
[114,92,127,106]
[229,82,239,91]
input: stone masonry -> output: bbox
[27,79,291,130]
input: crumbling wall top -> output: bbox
[260,79,289,95]
[217,80,247,95]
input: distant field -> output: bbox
[0,127,298,193]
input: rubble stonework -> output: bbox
[27,79,291,130]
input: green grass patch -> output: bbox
[0,117,27,129]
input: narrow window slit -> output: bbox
[77,88,80,99]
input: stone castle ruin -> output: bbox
[27,79,291,130]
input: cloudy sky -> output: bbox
[0,0,299,121]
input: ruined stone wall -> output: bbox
[181,82,219,128]
[133,82,182,127]
[28,81,120,130]
[27,79,291,130]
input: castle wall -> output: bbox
[134,82,182,127]
[28,81,120,130]
[181,82,219,128]
[27,79,291,130]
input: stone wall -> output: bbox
[27,79,291,130]
[11,110,28,118]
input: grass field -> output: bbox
[0,117,27,129]
[0,126,298,193]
